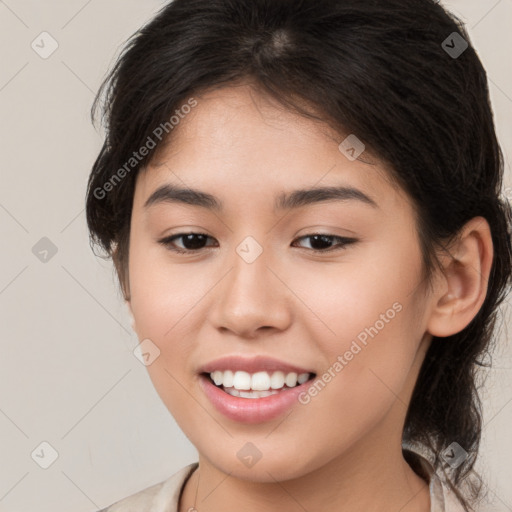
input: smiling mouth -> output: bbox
[201,371,317,399]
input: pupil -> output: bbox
[310,235,331,250]
[184,234,206,250]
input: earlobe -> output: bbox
[426,216,493,338]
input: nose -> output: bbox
[208,243,293,338]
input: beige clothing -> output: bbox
[98,447,466,511]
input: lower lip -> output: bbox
[198,374,314,424]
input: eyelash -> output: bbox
[157,232,358,254]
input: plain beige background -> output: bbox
[0,1,511,511]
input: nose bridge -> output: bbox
[210,234,291,336]
[225,235,276,310]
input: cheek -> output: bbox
[289,239,425,400]
[128,250,200,417]
[127,234,201,393]
[285,240,421,344]
[128,233,203,331]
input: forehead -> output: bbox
[134,83,406,214]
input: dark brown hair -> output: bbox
[85,1,512,509]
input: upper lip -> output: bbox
[198,355,315,375]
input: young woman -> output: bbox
[86,1,512,511]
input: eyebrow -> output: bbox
[143,183,378,212]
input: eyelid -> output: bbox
[157,232,358,254]
[292,233,358,252]
[157,232,216,254]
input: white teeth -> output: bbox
[233,371,251,390]
[251,371,271,391]
[209,370,312,391]
[223,370,234,387]
[270,371,285,389]
[212,371,223,386]
[285,372,298,387]
[235,389,280,398]
[297,373,309,384]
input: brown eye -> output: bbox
[292,234,358,252]
[158,233,217,253]
[157,232,357,255]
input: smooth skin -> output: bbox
[124,82,493,512]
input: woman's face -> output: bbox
[127,83,434,481]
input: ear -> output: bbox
[426,216,494,337]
